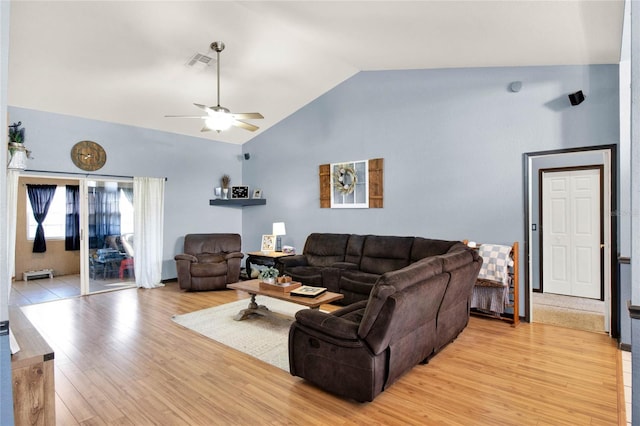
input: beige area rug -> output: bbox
[532,293,606,333]
[171,297,308,371]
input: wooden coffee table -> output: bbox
[227,279,344,321]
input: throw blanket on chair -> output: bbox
[471,244,513,314]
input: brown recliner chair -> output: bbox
[174,233,243,291]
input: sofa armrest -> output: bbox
[279,255,309,268]
[174,253,197,263]
[294,309,360,340]
[224,251,244,260]
[331,262,359,270]
[332,300,368,316]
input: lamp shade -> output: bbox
[272,222,286,236]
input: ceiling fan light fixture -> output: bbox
[166,40,263,134]
[205,109,234,132]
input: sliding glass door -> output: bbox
[80,179,135,294]
[15,175,135,304]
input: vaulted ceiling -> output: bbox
[7,1,625,145]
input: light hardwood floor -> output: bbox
[18,282,623,425]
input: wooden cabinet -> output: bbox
[10,307,55,425]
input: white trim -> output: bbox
[526,148,612,335]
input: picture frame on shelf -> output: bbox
[261,234,276,252]
[252,189,262,199]
[231,185,249,199]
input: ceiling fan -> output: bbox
[166,41,263,133]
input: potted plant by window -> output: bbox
[221,174,230,199]
[8,121,29,170]
[258,267,279,284]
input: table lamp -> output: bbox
[272,222,286,252]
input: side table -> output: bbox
[246,251,293,279]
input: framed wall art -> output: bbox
[330,160,369,208]
[231,185,249,199]
[261,234,276,252]
[319,158,383,209]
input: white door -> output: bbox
[542,168,601,299]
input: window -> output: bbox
[26,186,66,240]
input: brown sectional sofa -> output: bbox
[288,244,482,402]
[280,233,469,304]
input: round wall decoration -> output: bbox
[70,140,107,171]
[333,164,357,195]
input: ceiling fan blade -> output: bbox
[231,112,264,120]
[194,103,209,111]
[233,120,259,132]
[165,115,208,119]
[200,125,212,132]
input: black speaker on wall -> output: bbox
[568,90,585,106]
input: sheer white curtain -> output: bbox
[6,169,18,287]
[133,177,165,289]
[6,169,19,353]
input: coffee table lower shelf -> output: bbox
[227,279,344,321]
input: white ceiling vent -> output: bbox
[186,53,214,68]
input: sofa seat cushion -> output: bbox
[339,270,380,295]
[196,253,225,263]
[306,253,345,267]
[191,262,227,277]
[330,300,368,325]
[286,266,325,286]
[337,306,366,324]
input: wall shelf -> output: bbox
[209,199,266,207]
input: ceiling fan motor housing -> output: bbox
[210,41,225,52]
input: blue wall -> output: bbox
[7,107,244,280]
[6,64,622,318]
[242,64,620,316]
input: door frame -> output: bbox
[539,165,605,300]
[17,171,134,296]
[523,144,618,337]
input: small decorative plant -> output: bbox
[7,121,31,169]
[220,174,231,199]
[221,174,230,189]
[259,267,279,283]
[8,122,25,145]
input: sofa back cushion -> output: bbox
[410,237,463,262]
[184,233,241,255]
[358,256,444,344]
[359,236,414,275]
[440,248,477,272]
[435,248,482,351]
[303,233,350,267]
[345,234,366,264]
